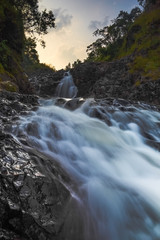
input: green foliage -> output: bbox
[10,0,55,47]
[86,7,141,62]
[0,0,56,92]
[87,0,160,82]
[22,37,56,74]
[0,63,5,73]
[0,1,24,55]
[120,8,160,80]
[12,0,55,35]
[0,63,5,76]
[0,0,24,81]
[72,59,82,68]
[65,63,71,70]
[138,0,157,9]
[24,37,39,64]
[0,81,18,92]
[24,61,56,75]
[0,40,11,69]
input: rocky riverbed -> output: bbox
[3,93,159,240]
[0,61,160,239]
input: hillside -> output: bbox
[86,2,160,88]
[0,0,55,94]
[119,7,160,84]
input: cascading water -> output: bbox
[13,76,160,240]
[55,71,78,98]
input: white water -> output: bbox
[16,99,160,240]
[55,72,78,98]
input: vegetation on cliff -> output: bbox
[120,7,160,81]
[86,0,160,82]
[0,0,55,93]
[23,37,56,75]
[86,7,142,61]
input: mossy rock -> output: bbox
[0,80,18,92]
[0,71,19,92]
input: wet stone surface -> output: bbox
[29,57,160,105]
[0,91,71,240]
[0,91,160,239]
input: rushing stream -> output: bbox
[13,96,160,240]
[12,71,160,240]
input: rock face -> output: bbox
[71,57,160,105]
[29,69,65,97]
[0,91,71,240]
[29,56,160,105]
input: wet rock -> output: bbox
[29,69,65,97]
[0,133,71,240]
[0,90,160,239]
[0,91,71,239]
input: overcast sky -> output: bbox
[37,0,138,70]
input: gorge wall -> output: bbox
[29,55,160,105]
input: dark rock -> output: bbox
[28,55,160,105]
[0,88,159,239]
[29,69,65,97]
[0,91,71,239]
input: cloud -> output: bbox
[88,16,109,31]
[53,8,73,31]
[60,46,77,63]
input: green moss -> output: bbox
[135,80,141,86]
[120,8,160,54]
[129,48,160,80]
[0,0,27,92]
[0,81,18,92]
[119,8,160,81]
[0,63,5,73]
[24,61,56,75]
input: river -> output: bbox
[13,94,160,240]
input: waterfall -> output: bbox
[15,98,160,240]
[55,71,78,98]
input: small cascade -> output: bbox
[55,71,78,98]
[14,99,160,240]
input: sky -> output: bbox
[37,0,138,70]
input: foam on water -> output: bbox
[15,99,160,240]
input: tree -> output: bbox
[72,59,82,68]
[86,7,141,61]
[24,37,39,64]
[11,0,55,34]
[9,0,55,46]
[138,0,146,7]
[137,0,157,9]
[65,63,71,70]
